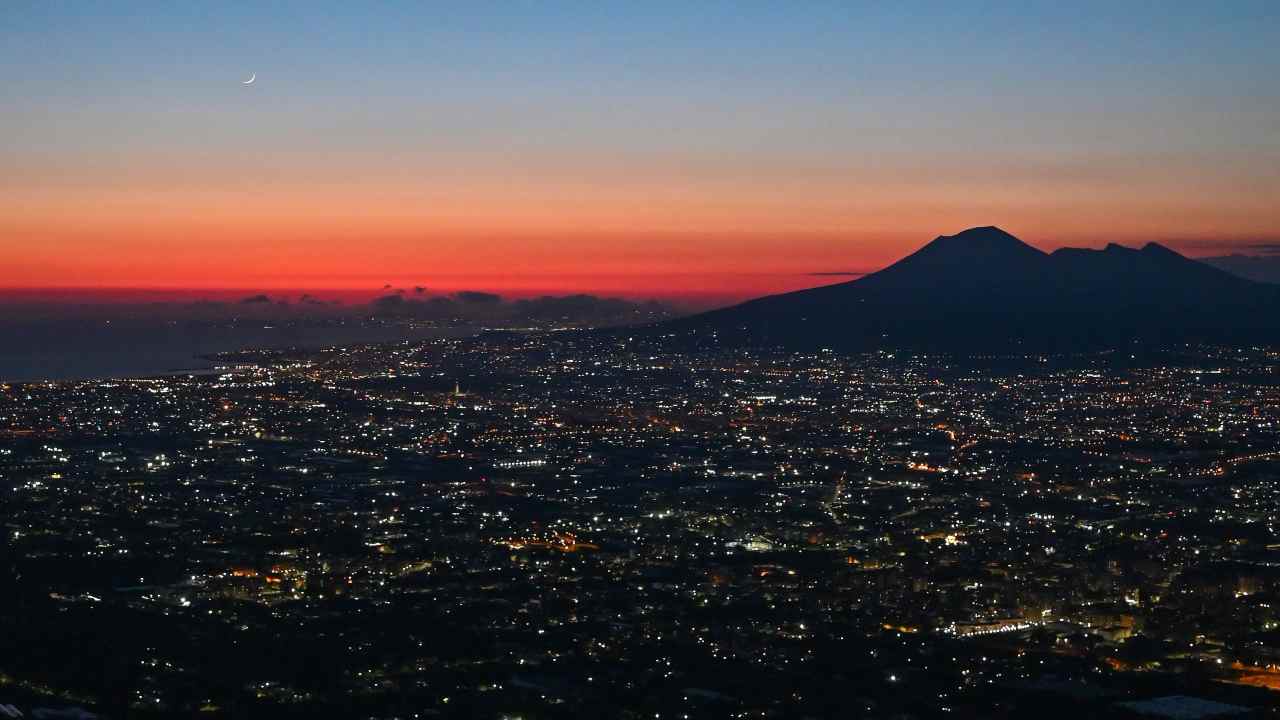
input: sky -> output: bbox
[3,1,1278,304]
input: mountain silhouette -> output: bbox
[662,226,1280,352]
[1201,253,1280,284]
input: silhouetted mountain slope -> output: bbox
[1201,254,1280,284]
[663,226,1280,351]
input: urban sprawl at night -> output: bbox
[4,332,1280,718]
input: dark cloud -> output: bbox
[512,294,673,325]
[367,293,459,319]
[363,290,672,325]
[413,286,427,295]
[1171,237,1280,255]
[1200,255,1280,284]
[454,290,502,305]
[239,294,272,304]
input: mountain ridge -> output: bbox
[1200,253,1280,284]
[658,226,1280,352]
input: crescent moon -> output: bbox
[242,73,256,85]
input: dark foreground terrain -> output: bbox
[4,333,1280,718]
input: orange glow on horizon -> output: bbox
[4,150,1277,300]
[5,5,1279,306]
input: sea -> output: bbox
[0,320,471,383]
